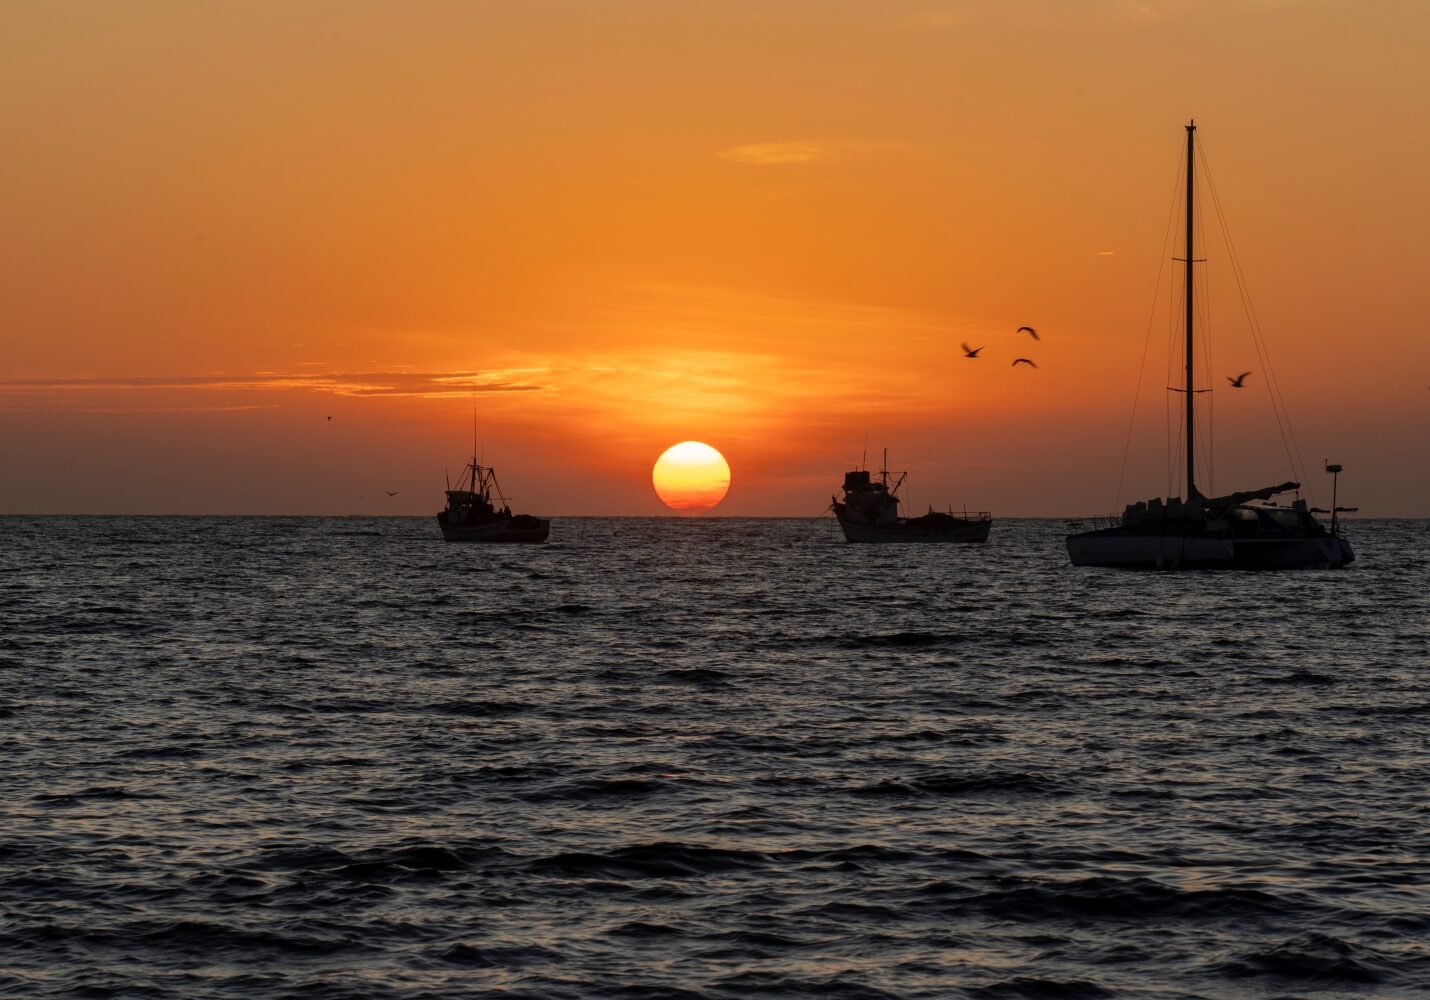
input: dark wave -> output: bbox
[528,842,771,879]
[427,699,531,717]
[710,971,900,999]
[432,941,565,968]
[1211,933,1392,984]
[517,777,668,803]
[852,771,1072,798]
[1,919,368,958]
[837,631,963,649]
[32,786,169,804]
[1265,669,1338,685]
[965,977,1116,999]
[946,875,1297,923]
[658,667,734,684]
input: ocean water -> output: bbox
[1,516,1427,999]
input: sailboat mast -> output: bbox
[1184,120,1197,499]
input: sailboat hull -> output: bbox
[1066,530,1353,569]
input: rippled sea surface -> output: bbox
[2,516,1428,999]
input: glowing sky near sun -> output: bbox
[1,1,1427,515]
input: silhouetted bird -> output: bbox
[1012,358,1038,369]
[326,416,333,421]
[1017,326,1040,340]
[385,491,400,496]
[1228,372,1252,387]
[961,342,984,358]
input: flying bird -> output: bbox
[326,415,333,421]
[384,491,400,497]
[1227,372,1252,388]
[1012,358,1038,369]
[961,342,984,358]
[1017,326,1040,340]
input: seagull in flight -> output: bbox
[1012,358,1038,369]
[326,415,333,421]
[384,491,400,497]
[1017,326,1040,341]
[960,342,984,358]
[1227,372,1252,388]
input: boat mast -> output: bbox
[477,403,489,497]
[1184,120,1198,500]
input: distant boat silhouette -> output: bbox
[1066,122,1353,569]
[831,450,991,543]
[437,456,549,543]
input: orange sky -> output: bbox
[3,1,1427,516]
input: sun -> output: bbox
[652,441,731,513]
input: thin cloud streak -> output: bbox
[716,141,887,166]
[62,405,280,414]
[0,370,553,402]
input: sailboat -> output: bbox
[1066,122,1354,570]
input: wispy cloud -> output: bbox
[716,141,882,166]
[59,405,279,414]
[1105,0,1297,22]
[904,9,970,29]
[0,369,552,402]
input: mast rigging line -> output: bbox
[1166,247,1182,499]
[1195,178,1215,498]
[1114,142,1187,515]
[1196,140,1315,506]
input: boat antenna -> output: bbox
[862,431,868,471]
[1325,461,1351,535]
[1183,119,1199,501]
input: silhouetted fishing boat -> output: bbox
[1066,121,1353,569]
[437,457,549,543]
[832,453,991,543]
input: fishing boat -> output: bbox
[832,453,992,543]
[1066,121,1354,570]
[437,457,549,543]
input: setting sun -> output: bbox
[652,441,731,513]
